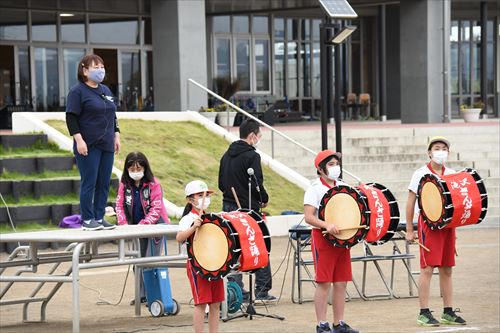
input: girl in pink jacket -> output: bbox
[115,151,170,305]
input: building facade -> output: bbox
[0,0,498,123]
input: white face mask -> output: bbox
[327,165,341,180]
[129,171,144,181]
[196,197,211,210]
[431,150,448,165]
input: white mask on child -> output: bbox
[327,165,341,180]
[431,151,448,165]
[129,171,144,181]
[196,197,211,210]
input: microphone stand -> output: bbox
[223,174,284,322]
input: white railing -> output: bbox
[186,78,362,184]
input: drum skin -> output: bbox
[318,185,370,249]
[417,168,488,230]
[186,213,238,280]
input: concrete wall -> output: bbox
[151,0,208,111]
[386,4,401,120]
[400,0,447,123]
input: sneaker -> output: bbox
[255,293,277,302]
[99,219,116,230]
[333,321,359,333]
[417,311,440,327]
[82,219,104,231]
[441,309,466,325]
[316,322,332,333]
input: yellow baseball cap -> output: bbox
[428,136,450,150]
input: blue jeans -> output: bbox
[75,147,114,221]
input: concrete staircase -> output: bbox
[256,122,500,223]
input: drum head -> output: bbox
[421,181,443,222]
[192,223,229,272]
[324,193,360,240]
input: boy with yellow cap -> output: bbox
[406,136,466,327]
[304,150,358,333]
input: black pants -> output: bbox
[223,201,272,296]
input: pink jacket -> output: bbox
[115,177,170,225]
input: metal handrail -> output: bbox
[187,78,362,184]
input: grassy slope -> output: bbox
[46,119,304,216]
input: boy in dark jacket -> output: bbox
[218,119,274,301]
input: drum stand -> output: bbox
[222,272,284,322]
[222,176,284,322]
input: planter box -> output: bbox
[216,112,237,127]
[0,134,47,149]
[461,108,482,122]
[199,112,218,122]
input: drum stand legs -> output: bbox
[222,274,284,322]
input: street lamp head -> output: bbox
[330,25,357,44]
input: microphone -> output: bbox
[247,168,260,192]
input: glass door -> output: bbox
[34,47,59,111]
[120,50,141,111]
[0,45,15,108]
[63,48,86,105]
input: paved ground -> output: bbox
[1,226,499,333]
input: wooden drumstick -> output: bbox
[231,187,242,209]
[322,225,367,234]
[193,191,207,242]
[416,241,430,252]
[402,231,430,252]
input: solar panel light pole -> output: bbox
[317,0,357,155]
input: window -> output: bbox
[121,51,141,111]
[90,15,139,44]
[233,16,249,34]
[450,19,497,116]
[0,9,27,40]
[213,16,230,33]
[236,39,250,90]
[63,49,86,97]
[32,11,56,42]
[253,16,268,34]
[255,39,269,91]
[274,41,285,97]
[61,14,85,43]
[287,42,298,97]
[35,48,59,111]
[215,38,231,79]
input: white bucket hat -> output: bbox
[185,180,214,197]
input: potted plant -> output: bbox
[460,100,484,122]
[198,106,217,122]
[213,77,240,127]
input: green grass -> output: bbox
[0,222,60,234]
[46,119,305,216]
[0,140,71,157]
[0,169,81,180]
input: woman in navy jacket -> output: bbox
[65,54,121,230]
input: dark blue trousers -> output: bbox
[75,147,114,221]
